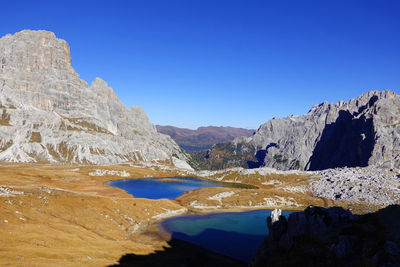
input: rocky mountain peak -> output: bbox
[90,77,119,101]
[0,30,74,74]
[309,89,396,114]
[194,90,400,171]
[0,30,190,166]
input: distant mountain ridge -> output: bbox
[192,90,400,170]
[0,30,190,166]
[156,125,255,152]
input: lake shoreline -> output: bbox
[107,176,298,261]
[156,209,293,262]
[0,163,383,266]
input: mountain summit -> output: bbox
[194,90,400,170]
[0,30,189,165]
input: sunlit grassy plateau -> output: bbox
[0,163,380,266]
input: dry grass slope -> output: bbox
[0,163,184,266]
[0,163,380,266]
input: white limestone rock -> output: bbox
[172,157,194,171]
[0,30,190,165]
[270,209,282,224]
[211,90,400,171]
[311,166,400,206]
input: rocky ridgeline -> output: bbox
[197,90,400,171]
[156,125,255,152]
[0,30,190,165]
[312,167,400,206]
[250,206,400,266]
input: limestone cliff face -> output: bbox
[0,30,189,165]
[197,90,400,170]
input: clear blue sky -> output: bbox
[1,1,399,129]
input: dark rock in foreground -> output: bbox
[250,205,400,266]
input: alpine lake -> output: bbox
[109,177,290,262]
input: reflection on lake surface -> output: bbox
[159,209,291,261]
[108,177,221,199]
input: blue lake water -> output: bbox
[159,209,292,262]
[109,177,290,262]
[108,177,221,199]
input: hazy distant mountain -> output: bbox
[0,30,190,166]
[191,90,400,170]
[156,125,255,152]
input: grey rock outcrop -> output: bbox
[200,90,400,170]
[0,30,189,165]
[250,205,400,266]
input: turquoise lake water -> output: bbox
[160,209,292,262]
[109,177,290,262]
[108,177,221,199]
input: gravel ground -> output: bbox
[311,167,400,206]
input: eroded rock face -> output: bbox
[250,205,400,266]
[0,30,189,165]
[199,90,400,170]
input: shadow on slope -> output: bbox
[110,237,246,267]
[308,106,376,170]
[247,143,278,169]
